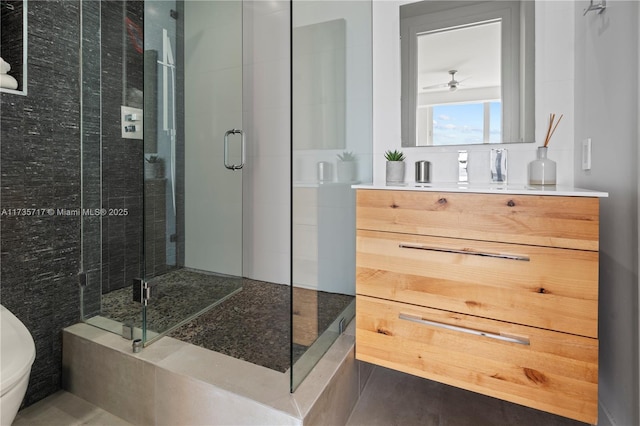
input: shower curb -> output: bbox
[62,321,367,425]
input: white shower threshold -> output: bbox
[83,315,159,342]
[62,319,371,425]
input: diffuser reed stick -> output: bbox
[543,113,563,147]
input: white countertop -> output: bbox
[352,182,609,197]
[294,181,360,188]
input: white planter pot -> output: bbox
[336,161,357,183]
[386,161,405,184]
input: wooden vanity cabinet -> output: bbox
[355,189,600,424]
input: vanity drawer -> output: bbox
[356,230,599,337]
[356,190,600,251]
[355,295,598,424]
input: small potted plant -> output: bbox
[145,154,164,179]
[336,151,357,183]
[384,149,406,184]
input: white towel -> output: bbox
[0,74,18,90]
[0,57,10,74]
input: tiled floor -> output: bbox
[13,391,132,426]
[99,274,353,373]
[347,366,588,426]
[16,364,588,426]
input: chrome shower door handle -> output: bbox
[224,129,245,170]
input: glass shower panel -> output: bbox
[143,1,178,276]
[291,0,373,391]
[80,0,245,344]
[141,0,244,344]
[80,0,147,335]
[80,0,102,322]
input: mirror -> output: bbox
[401,0,534,147]
[293,19,346,150]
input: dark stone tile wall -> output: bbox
[0,0,81,407]
[100,0,144,294]
[144,178,167,277]
[1,0,180,407]
[1,0,24,91]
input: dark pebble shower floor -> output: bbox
[101,269,353,373]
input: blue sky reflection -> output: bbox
[431,102,501,145]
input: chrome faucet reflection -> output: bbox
[491,148,507,183]
[458,150,468,183]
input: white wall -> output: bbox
[573,1,639,425]
[293,0,374,184]
[373,1,575,185]
[182,1,290,284]
[184,2,243,275]
[242,1,291,284]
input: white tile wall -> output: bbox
[291,184,356,294]
[184,2,243,275]
[243,1,291,284]
[293,1,374,185]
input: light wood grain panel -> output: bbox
[356,230,599,337]
[293,287,318,346]
[355,296,598,424]
[356,190,600,251]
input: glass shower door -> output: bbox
[141,0,244,344]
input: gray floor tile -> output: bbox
[347,366,589,426]
[13,391,133,426]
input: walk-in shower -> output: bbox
[79,0,372,392]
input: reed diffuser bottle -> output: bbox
[528,146,556,185]
[529,113,562,186]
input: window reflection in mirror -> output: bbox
[417,19,501,145]
[401,1,534,147]
[424,101,502,146]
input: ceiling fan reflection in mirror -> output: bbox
[422,69,470,92]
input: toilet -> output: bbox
[1,305,36,426]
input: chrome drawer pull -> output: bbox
[398,243,530,262]
[399,313,531,346]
